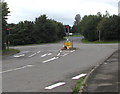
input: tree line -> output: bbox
[72,12,119,41]
[1,1,65,49]
[8,15,65,46]
[1,1,10,49]
[1,1,119,50]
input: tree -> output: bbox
[97,15,119,40]
[1,1,10,49]
[9,21,34,45]
[74,14,81,26]
[80,15,102,41]
[97,12,102,17]
[33,15,65,43]
[72,14,81,33]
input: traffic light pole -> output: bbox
[67,26,69,39]
[67,26,73,48]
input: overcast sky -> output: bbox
[5,0,119,26]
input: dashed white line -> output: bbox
[37,51,41,53]
[72,73,87,80]
[42,57,59,63]
[57,53,61,56]
[70,50,75,53]
[41,54,47,57]
[60,50,62,53]
[0,65,34,74]
[28,53,37,57]
[47,53,52,56]
[44,82,65,90]
[62,53,69,56]
[14,54,25,57]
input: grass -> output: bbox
[72,76,86,94]
[64,35,83,38]
[70,34,83,37]
[2,48,20,55]
[10,39,66,47]
[81,39,119,44]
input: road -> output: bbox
[2,37,118,92]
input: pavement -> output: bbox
[82,50,119,94]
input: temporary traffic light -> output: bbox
[65,25,69,33]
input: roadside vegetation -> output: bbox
[72,76,86,94]
[81,39,119,44]
[2,49,20,56]
[1,1,119,55]
[1,1,65,50]
[73,12,119,42]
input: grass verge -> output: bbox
[2,49,20,56]
[70,34,83,37]
[81,39,119,44]
[72,76,86,94]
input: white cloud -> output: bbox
[5,0,118,25]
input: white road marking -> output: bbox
[14,54,25,57]
[72,73,87,80]
[42,57,59,63]
[48,53,52,56]
[70,50,75,53]
[60,50,62,53]
[62,53,69,56]
[57,50,62,56]
[57,53,61,56]
[44,82,65,90]
[37,51,41,53]
[41,54,47,57]
[0,65,34,74]
[28,53,37,57]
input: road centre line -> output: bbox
[37,51,41,53]
[41,54,47,57]
[0,65,34,74]
[42,57,59,63]
[62,53,69,56]
[44,82,65,90]
[60,50,62,53]
[72,73,87,80]
[57,53,60,56]
[47,53,52,55]
[57,50,62,56]
[28,53,37,57]
[70,50,75,53]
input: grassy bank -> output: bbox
[81,39,119,44]
[72,76,86,94]
[2,49,20,56]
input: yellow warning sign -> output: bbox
[64,42,72,46]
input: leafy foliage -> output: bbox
[1,1,10,49]
[97,15,119,40]
[80,15,102,41]
[8,15,65,45]
[72,12,119,41]
[72,14,81,33]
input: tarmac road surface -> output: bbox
[2,37,118,92]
